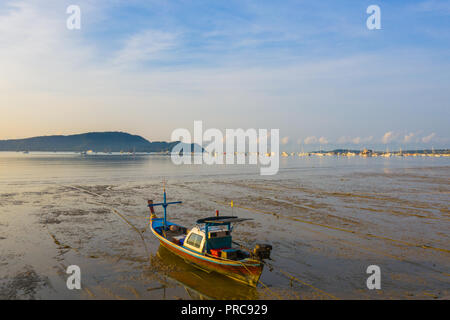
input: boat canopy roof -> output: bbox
[196,216,252,225]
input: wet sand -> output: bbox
[0,153,449,299]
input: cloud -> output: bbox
[304,136,317,144]
[404,132,415,143]
[318,136,328,144]
[281,136,289,145]
[337,136,373,144]
[113,29,178,66]
[351,137,361,144]
[381,131,395,144]
[422,132,436,143]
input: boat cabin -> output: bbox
[183,225,231,253]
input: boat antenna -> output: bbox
[148,180,182,230]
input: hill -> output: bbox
[0,132,192,153]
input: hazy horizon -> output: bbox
[0,130,448,153]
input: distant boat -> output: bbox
[360,148,372,157]
[298,147,309,157]
[22,151,29,154]
[148,188,272,287]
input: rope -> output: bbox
[264,261,339,300]
[235,258,283,300]
[203,251,281,299]
[218,201,450,254]
[232,241,339,299]
[62,185,151,263]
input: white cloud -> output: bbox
[381,131,395,144]
[351,137,361,144]
[361,136,373,144]
[422,132,436,143]
[404,132,415,143]
[113,30,178,66]
[318,136,328,144]
[337,136,373,144]
[304,136,317,144]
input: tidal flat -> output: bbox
[0,152,449,299]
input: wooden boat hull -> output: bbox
[157,246,259,299]
[150,218,263,287]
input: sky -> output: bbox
[0,0,449,150]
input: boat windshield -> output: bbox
[186,233,203,249]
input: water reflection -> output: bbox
[156,246,259,300]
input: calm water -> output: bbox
[0,152,449,299]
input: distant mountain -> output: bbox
[0,132,196,153]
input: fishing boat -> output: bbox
[148,188,272,287]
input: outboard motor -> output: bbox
[253,243,272,260]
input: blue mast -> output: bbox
[148,186,182,230]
